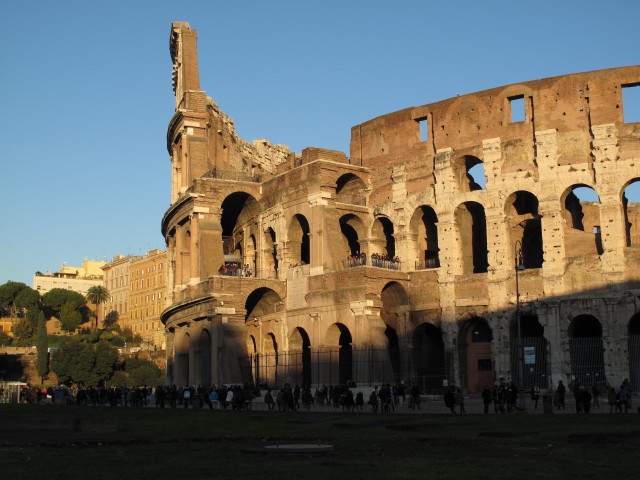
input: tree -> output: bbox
[51,337,117,386]
[59,302,83,332]
[42,288,86,314]
[85,285,109,329]
[15,287,41,310]
[0,281,40,318]
[125,357,165,386]
[103,310,119,328]
[12,307,41,345]
[35,311,49,381]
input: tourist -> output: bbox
[481,384,492,414]
[530,385,540,409]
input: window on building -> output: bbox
[623,83,640,123]
[416,116,429,142]
[509,95,525,122]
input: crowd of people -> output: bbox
[345,252,401,270]
[7,378,636,414]
[217,263,253,277]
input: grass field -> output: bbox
[1,404,638,479]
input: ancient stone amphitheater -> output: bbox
[162,22,640,393]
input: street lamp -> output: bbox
[514,240,526,410]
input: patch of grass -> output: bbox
[0,405,639,479]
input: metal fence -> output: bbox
[569,336,607,388]
[240,347,453,394]
[509,337,551,389]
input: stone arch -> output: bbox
[263,227,278,278]
[289,327,312,387]
[371,215,395,258]
[260,332,279,387]
[336,173,367,205]
[409,205,440,269]
[568,314,606,388]
[509,313,549,389]
[455,201,488,274]
[195,328,212,386]
[622,178,640,247]
[325,323,353,385]
[562,185,603,256]
[381,282,409,382]
[505,191,543,268]
[288,214,311,265]
[245,287,282,322]
[458,317,494,393]
[175,331,190,386]
[220,191,260,265]
[339,214,366,257]
[454,155,485,192]
[628,313,640,390]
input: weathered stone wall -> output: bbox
[162,22,640,393]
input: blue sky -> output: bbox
[0,0,638,286]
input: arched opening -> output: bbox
[455,201,489,274]
[195,329,212,387]
[339,214,365,258]
[288,214,310,265]
[221,192,260,265]
[628,313,640,390]
[336,173,367,205]
[175,332,190,386]
[380,282,409,383]
[326,323,353,385]
[245,288,281,322]
[509,314,549,389]
[505,191,544,268]
[245,288,282,386]
[622,178,640,247]
[371,216,396,258]
[455,155,485,192]
[385,326,401,383]
[248,234,257,276]
[289,327,312,388]
[410,205,439,269]
[261,332,278,387]
[563,185,603,256]
[460,317,493,393]
[263,227,278,279]
[568,314,606,388]
[412,323,446,393]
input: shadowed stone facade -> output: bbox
[161,22,640,393]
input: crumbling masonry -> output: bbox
[161,22,640,393]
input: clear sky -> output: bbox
[0,0,638,286]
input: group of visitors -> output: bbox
[345,252,401,270]
[606,379,633,413]
[477,382,522,414]
[217,263,253,277]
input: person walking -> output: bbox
[454,388,465,414]
[530,385,540,409]
[481,385,492,414]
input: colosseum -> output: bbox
[161,22,640,394]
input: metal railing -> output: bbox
[240,347,452,394]
[342,256,401,271]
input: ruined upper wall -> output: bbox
[167,23,293,203]
[350,66,640,170]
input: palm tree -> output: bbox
[86,285,110,329]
